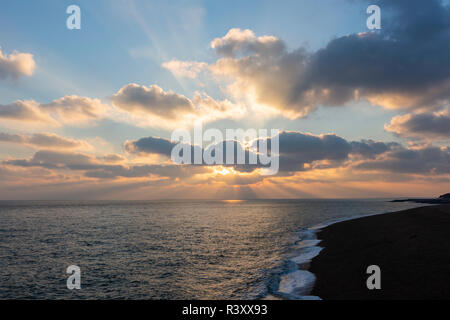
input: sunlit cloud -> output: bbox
[0,100,55,124]
[0,96,110,127]
[162,60,208,79]
[160,0,450,119]
[385,107,450,140]
[0,132,92,150]
[111,83,246,128]
[0,47,35,80]
[112,83,196,119]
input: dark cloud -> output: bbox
[124,131,400,172]
[385,109,450,139]
[280,132,350,159]
[275,133,398,171]
[350,139,400,159]
[5,137,448,184]
[124,136,177,157]
[8,150,96,170]
[210,0,450,117]
[126,135,256,169]
[304,0,450,109]
[355,146,450,174]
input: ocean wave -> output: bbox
[270,228,323,300]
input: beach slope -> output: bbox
[310,205,450,300]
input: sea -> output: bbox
[0,199,425,299]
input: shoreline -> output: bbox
[308,204,450,300]
[270,203,432,300]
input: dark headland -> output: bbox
[310,204,450,300]
[390,193,450,204]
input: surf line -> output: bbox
[182,304,216,318]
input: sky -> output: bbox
[0,0,449,199]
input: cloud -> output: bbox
[2,85,243,130]
[273,132,398,171]
[210,28,285,58]
[178,1,450,118]
[385,107,450,139]
[84,163,209,179]
[0,101,54,123]
[0,132,91,150]
[0,164,57,183]
[97,154,126,163]
[126,135,258,166]
[42,138,450,178]
[162,60,208,79]
[0,47,35,80]
[208,29,313,117]
[3,138,448,196]
[124,131,400,172]
[124,136,176,156]
[40,96,109,125]
[112,84,246,127]
[306,0,450,111]
[354,145,450,174]
[0,96,109,126]
[192,92,246,118]
[112,83,195,120]
[350,140,401,159]
[8,150,98,169]
[5,150,210,180]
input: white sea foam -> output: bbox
[292,239,321,250]
[273,228,324,299]
[291,246,323,265]
[278,270,317,296]
[277,215,365,299]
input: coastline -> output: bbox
[270,202,432,300]
[309,204,450,300]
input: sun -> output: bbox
[214,166,234,175]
